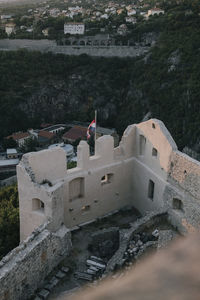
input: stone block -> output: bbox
[49,276,59,287]
[61,266,70,274]
[44,283,54,292]
[38,289,50,299]
[55,271,66,279]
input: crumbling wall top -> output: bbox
[77,135,114,170]
[20,148,67,184]
[137,119,177,172]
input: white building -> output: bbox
[64,23,85,35]
[42,28,50,36]
[5,23,16,36]
[127,9,136,16]
[126,17,137,24]
[147,8,164,17]
[6,149,18,159]
[117,24,128,36]
[1,15,13,20]
[101,14,109,19]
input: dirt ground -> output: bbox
[48,208,178,300]
[49,207,140,300]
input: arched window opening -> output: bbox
[173,198,184,211]
[139,135,146,155]
[69,177,84,201]
[152,147,158,157]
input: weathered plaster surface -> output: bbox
[17,119,200,241]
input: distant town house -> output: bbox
[117,9,124,15]
[42,28,50,36]
[6,132,30,147]
[117,24,128,36]
[127,9,137,16]
[64,23,85,35]
[0,159,19,174]
[6,148,18,159]
[147,8,164,18]
[1,15,11,20]
[62,126,87,143]
[5,23,16,36]
[38,130,56,146]
[41,124,66,134]
[101,14,109,19]
[0,15,13,22]
[63,124,119,147]
[126,17,137,24]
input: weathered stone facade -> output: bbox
[0,222,71,300]
[17,119,200,241]
[1,118,200,300]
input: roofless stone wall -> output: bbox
[17,119,200,242]
[0,222,71,300]
[2,119,200,300]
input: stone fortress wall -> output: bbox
[18,119,200,241]
[0,222,71,300]
[1,119,200,299]
[0,39,149,57]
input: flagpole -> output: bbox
[95,109,97,147]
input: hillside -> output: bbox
[1,1,200,151]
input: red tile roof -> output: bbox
[63,126,87,141]
[38,130,55,139]
[6,132,30,141]
[40,123,53,129]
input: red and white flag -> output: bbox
[87,120,96,139]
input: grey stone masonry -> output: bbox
[106,209,167,273]
[0,224,72,300]
[0,39,149,57]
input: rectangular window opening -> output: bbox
[32,198,45,213]
[173,198,184,211]
[139,135,146,155]
[101,173,113,185]
[69,177,84,201]
[148,180,155,200]
[152,147,158,157]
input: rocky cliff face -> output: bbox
[18,69,145,132]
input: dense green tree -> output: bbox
[2,138,17,150]
[0,185,19,260]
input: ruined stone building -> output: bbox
[18,118,200,240]
[1,119,200,300]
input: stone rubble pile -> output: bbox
[74,229,160,283]
[34,223,176,299]
[122,229,159,268]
